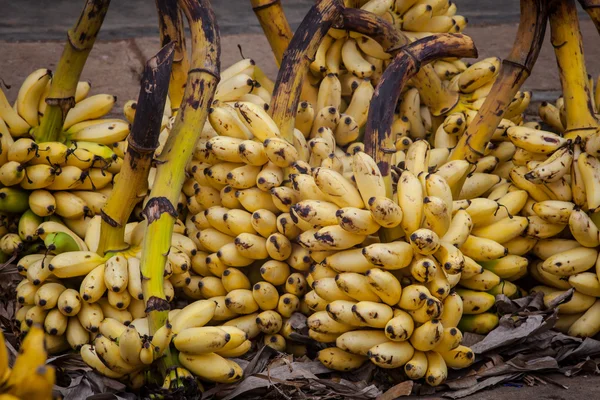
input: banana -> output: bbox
[313,277,354,302]
[57,288,82,317]
[80,263,107,302]
[49,251,105,278]
[541,247,598,277]
[457,57,500,93]
[366,196,403,228]
[577,152,600,211]
[402,349,428,380]
[384,309,415,341]
[409,319,444,351]
[67,120,130,144]
[308,310,355,334]
[455,288,495,314]
[544,290,596,314]
[364,268,402,305]
[361,241,414,270]
[19,164,55,190]
[532,200,575,224]
[438,345,475,369]
[569,209,600,247]
[104,255,128,293]
[0,161,25,186]
[569,272,600,297]
[367,340,415,369]
[459,269,501,291]
[568,299,600,337]
[479,255,528,279]
[345,79,374,127]
[396,170,424,235]
[170,300,216,334]
[525,146,573,183]
[507,126,566,154]
[53,191,90,219]
[77,301,103,332]
[317,347,367,371]
[460,235,507,261]
[471,215,528,244]
[174,326,231,354]
[352,301,393,328]
[234,101,280,142]
[63,94,116,129]
[441,210,472,247]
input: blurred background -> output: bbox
[1,0,527,40]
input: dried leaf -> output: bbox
[376,380,414,399]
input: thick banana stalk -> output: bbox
[250,0,293,66]
[339,8,458,115]
[364,34,477,197]
[140,0,220,336]
[270,0,344,142]
[549,0,598,140]
[36,0,110,142]
[578,0,600,34]
[451,0,547,162]
[97,43,175,255]
[156,0,191,110]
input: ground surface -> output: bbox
[1,1,600,399]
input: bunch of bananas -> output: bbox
[0,326,54,400]
[492,121,600,338]
[0,68,127,260]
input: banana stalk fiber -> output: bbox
[156,0,190,111]
[35,0,111,143]
[451,0,547,163]
[550,0,598,140]
[97,43,175,256]
[270,0,344,142]
[250,0,293,66]
[338,8,458,116]
[140,0,220,337]
[364,33,477,243]
[578,0,600,34]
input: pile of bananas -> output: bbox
[0,326,54,399]
[6,0,600,396]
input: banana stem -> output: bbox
[250,0,293,66]
[549,0,598,140]
[97,43,175,256]
[365,33,477,186]
[156,0,190,112]
[140,0,220,338]
[578,0,600,35]
[35,0,110,143]
[269,0,344,142]
[451,0,547,163]
[339,8,458,116]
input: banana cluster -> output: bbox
[0,326,54,399]
[493,120,600,338]
[0,68,127,260]
[81,299,249,387]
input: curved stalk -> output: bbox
[364,33,477,201]
[140,0,220,336]
[35,0,111,143]
[339,8,459,116]
[269,0,344,142]
[549,0,598,140]
[156,0,190,111]
[578,0,600,34]
[97,43,175,256]
[451,0,547,163]
[250,0,293,66]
